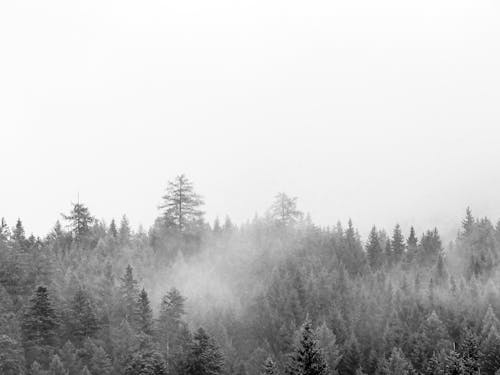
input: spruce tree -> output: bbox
[337,335,361,375]
[119,215,131,244]
[0,334,26,375]
[391,224,405,263]
[286,319,328,375]
[119,265,140,324]
[58,341,81,375]
[124,350,167,375]
[48,354,68,375]
[30,361,46,375]
[366,226,383,270]
[185,328,224,375]
[481,305,500,339]
[459,329,481,374]
[377,347,413,375]
[68,289,99,343]
[157,287,187,360]
[22,286,59,366]
[406,227,418,262]
[108,220,118,238]
[159,174,204,231]
[315,321,341,372]
[136,288,153,336]
[462,207,475,236]
[481,326,500,374]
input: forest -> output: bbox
[2,174,500,375]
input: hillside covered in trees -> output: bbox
[2,175,500,375]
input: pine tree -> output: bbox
[119,215,131,244]
[119,265,140,324]
[261,357,277,375]
[286,319,328,375]
[384,241,393,267]
[58,341,81,375]
[316,321,341,372]
[337,335,360,375]
[68,289,99,343]
[377,347,413,375]
[108,220,118,238]
[157,287,187,360]
[136,288,153,336]
[0,334,26,375]
[406,227,418,262]
[124,350,167,375]
[12,218,27,251]
[62,202,94,240]
[391,224,405,263]
[366,226,383,270]
[481,326,500,374]
[80,366,91,375]
[48,354,68,375]
[481,305,500,340]
[459,329,481,374]
[185,328,224,375]
[30,361,46,375]
[88,345,112,375]
[22,286,59,366]
[159,175,204,231]
[462,207,475,236]
[269,193,302,226]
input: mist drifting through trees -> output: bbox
[2,176,500,375]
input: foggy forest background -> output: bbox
[2,174,500,375]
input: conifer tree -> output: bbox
[185,328,224,375]
[124,350,167,375]
[269,193,302,226]
[80,367,91,375]
[376,347,413,375]
[481,326,500,374]
[48,354,68,375]
[459,329,481,374]
[12,218,27,251]
[30,361,46,375]
[406,227,418,262]
[157,287,187,359]
[462,207,475,236]
[22,286,59,366]
[62,202,94,240]
[337,335,361,375]
[316,321,341,373]
[58,341,81,375]
[136,288,153,336]
[119,265,140,324]
[159,175,204,231]
[481,305,500,339]
[119,215,131,244]
[391,224,405,263]
[286,319,328,375]
[68,289,99,343]
[261,357,277,375]
[108,220,118,238]
[366,227,383,270]
[0,334,26,375]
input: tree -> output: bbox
[0,334,26,375]
[159,175,204,231]
[119,215,131,244]
[286,319,328,375]
[481,326,500,374]
[68,289,99,343]
[337,335,361,375]
[119,265,140,324]
[406,226,418,262]
[459,329,481,374]
[269,193,302,226]
[462,207,475,236]
[124,350,167,375]
[62,202,94,239]
[185,328,224,375]
[316,321,341,373]
[48,354,68,375]
[12,218,27,251]
[366,227,383,270]
[261,357,277,375]
[391,224,405,263]
[58,341,81,375]
[108,220,118,238]
[157,288,187,364]
[30,361,46,375]
[136,289,153,336]
[377,347,413,375]
[481,305,500,340]
[22,286,59,366]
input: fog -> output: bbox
[2,0,500,240]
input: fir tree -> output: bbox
[119,265,140,324]
[108,220,118,238]
[481,305,500,339]
[30,361,46,375]
[391,224,405,263]
[0,334,26,375]
[157,287,187,360]
[48,354,68,375]
[124,350,167,375]
[185,328,224,375]
[481,326,500,374]
[136,288,153,336]
[286,319,328,375]
[459,329,481,374]
[376,347,413,375]
[80,367,91,375]
[462,207,475,236]
[337,335,361,375]
[22,286,59,366]
[68,289,99,343]
[366,227,383,270]
[59,341,81,375]
[119,215,131,244]
[316,321,341,373]
[406,226,418,262]
[159,174,204,231]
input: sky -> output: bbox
[1,0,500,240]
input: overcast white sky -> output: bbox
[1,0,500,239]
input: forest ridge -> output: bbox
[1,175,500,375]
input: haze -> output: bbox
[1,0,500,238]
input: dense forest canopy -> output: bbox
[2,176,500,375]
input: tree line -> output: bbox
[2,175,500,374]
